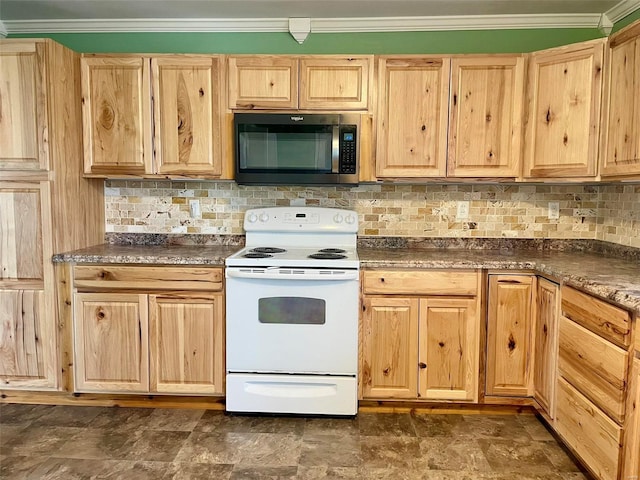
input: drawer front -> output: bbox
[362,270,478,296]
[73,266,223,291]
[561,286,631,347]
[555,377,622,480]
[558,316,628,422]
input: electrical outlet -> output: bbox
[456,201,470,220]
[189,199,201,218]
[548,202,560,219]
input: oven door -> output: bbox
[225,267,359,375]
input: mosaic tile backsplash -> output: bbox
[102,180,640,247]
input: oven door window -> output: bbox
[258,297,325,325]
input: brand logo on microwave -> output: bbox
[290,116,304,121]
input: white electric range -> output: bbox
[225,206,360,416]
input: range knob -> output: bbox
[259,213,269,223]
[345,214,356,225]
[247,213,258,223]
[333,213,343,224]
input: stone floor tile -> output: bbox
[233,433,303,467]
[174,431,252,464]
[299,434,361,467]
[360,436,421,469]
[0,455,51,479]
[0,426,83,457]
[164,461,234,480]
[416,437,493,472]
[29,405,107,428]
[477,438,557,475]
[358,413,417,437]
[121,430,191,462]
[90,407,155,432]
[517,414,556,441]
[0,425,27,446]
[410,413,465,437]
[303,417,360,437]
[453,415,534,442]
[229,465,299,479]
[49,428,134,460]
[195,411,306,435]
[0,404,53,426]
[538,440,585,472]
[143,408,205,432]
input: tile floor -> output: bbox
[0,404,589,479]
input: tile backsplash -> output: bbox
[105,180,625,241]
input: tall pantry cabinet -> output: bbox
[0,39,104,390]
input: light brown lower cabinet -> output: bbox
[532,278,559,417]
[486,274,535,397]
[72,266,225,395]
[360,269,481,402]
[554,285,633,480]
[622,357,640,480]
[555,377,622,480]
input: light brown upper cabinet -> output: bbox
[82,55,225,178]
[82,56,152,176]
[0,41,49,171]
[523,39,605,179]
[228,55,372,110]
[600,21,640,178]
[447,56,525,178]
[376,57,450,178]
[152,56,223,177]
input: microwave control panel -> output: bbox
[339,126,357,175]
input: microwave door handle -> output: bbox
[332,125,340,173]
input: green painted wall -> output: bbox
[612,8,640,32]
[11,28,604,54]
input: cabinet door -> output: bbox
[81,56,152,175]
[600,24,640,177]
[0,183,46,282]
[0,41,49,171]
[361,296,418,399]
[376,57,449,178]
[228,56,298,109]
[533,278,559,416]
[73,293,149,392]
[524,40,604,178]
[419,297,479,402]
[0,289,57,388]
[448,56,524,177]
[486,275,534,397]
[149,293,224,394]
[152,56,223,177]
[299,57,370,110]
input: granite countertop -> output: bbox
[54,241,640,316]
[53,244,241,266]
[359,248,640,315]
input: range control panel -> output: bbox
[244,207,358,233]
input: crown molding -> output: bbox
[605,0,640,23]
[312,14,603,32]
[2,13,608,35]
[2,18,289,33]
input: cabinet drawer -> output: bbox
[558,316,628,422]
[73,266,223,291]
[555,377,622,480]
[362,270,478,296]
[561,286,631,347]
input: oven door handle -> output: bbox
[226,268,359,281]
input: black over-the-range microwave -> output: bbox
[234,113,359,185]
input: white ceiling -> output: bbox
[1,0,640,35]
